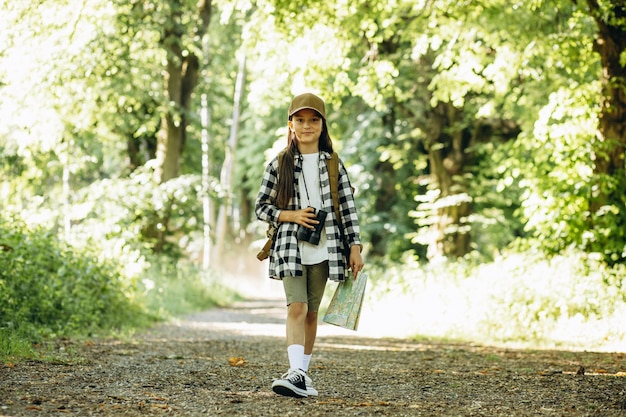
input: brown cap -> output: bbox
[288,93,326,119]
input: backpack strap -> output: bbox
[326,152,356,224]
[326,152,341,225]
[326,152,355,259]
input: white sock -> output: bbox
[302,354,312,372]
[287,344,305,370]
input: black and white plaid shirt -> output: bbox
[255,150,361,282]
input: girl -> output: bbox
[255,92,364,398]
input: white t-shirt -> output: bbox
[298,153,328,265]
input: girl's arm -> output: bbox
[255,159,282,224]
[337,161,364,278]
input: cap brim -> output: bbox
[289,106,325,118]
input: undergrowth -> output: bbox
[359,250,626,351]
[0,215,239,362]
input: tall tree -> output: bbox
[154,0,213,183]
[585,0,626,262]
[586,1,626,186]
[213,54,246,263]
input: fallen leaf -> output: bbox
[149,394,168,401]
[317,399,346,405]
[229,356,247,367]
[539,369,562,376]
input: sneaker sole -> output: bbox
[272,384,308,398]
[304,377,318,396]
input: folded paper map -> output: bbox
[322,272,368,331]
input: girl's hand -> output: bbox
[279,207,318,229]
[349,246,364,280]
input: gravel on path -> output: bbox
[1,298,626,416]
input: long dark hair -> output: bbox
[276,115,334,209]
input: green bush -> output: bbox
[0,215,144,350]
[0,213,241,361]
[480,250,626,346]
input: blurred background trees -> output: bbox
[1,0,625,354]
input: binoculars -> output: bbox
[296,207,327,245]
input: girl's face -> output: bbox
[289,109,323,153]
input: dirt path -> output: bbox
[1,298,625,416]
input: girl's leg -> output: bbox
[282,275,309,370]
[272,264,326,398]
[298,262,328,397]
[286,301,307,347]
[272,278,310,398]
[303,310,318,355]
[303,261,329,355]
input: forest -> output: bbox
[1,0,625,359]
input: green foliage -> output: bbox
[451,138,527,260]
[70,165,218,258]
[510,84,622,259]
[0,329,35,360]
[1,0,616,265]
[337,105,429,260]
[0,215,141,343]
[0,212,240,362]
[138,257,240,319]
[585,181,626,264]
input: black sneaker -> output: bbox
[304,373,318,396]
[271,368,308,398]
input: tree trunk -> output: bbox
[369,159,397,257]
[154,0,212,184]
[587,0,626,213]
[213,54,246,264]
[201,93,213,270]
[424,102,472,259]
[425,103,520,259]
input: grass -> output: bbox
[0,330,37,361]
[138,260,242,320]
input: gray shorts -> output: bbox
[282,261,329,312]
